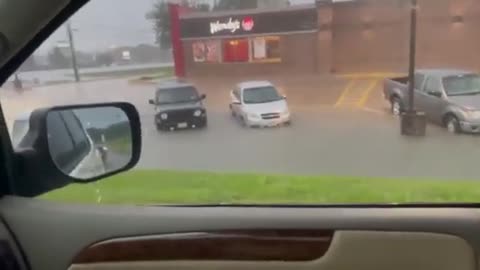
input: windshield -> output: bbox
[243,86,283,104]
[2,0,480,206]
[156,87,200,104]
[443,74,480,96]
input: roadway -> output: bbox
[1,76,480,180]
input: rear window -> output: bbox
[156,86,199,104]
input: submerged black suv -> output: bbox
[149,82,207,131]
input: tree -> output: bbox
[213,0,257,10]
[146,0,210,49]
[48,47,70,69]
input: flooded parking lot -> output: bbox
[1,75,479,180]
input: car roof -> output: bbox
[237,80,274,90]
[156,79,195,90]
[417,69,473,77]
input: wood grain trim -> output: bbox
[72,230,334,264]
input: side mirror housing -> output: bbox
[230,91,241,105]
[12,102,142,197]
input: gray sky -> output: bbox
[38,0,314,54]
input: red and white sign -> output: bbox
[210,16,255,35]
[242,17,254,31]
[210,18,240,34]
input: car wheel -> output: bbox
[445,115,461,134]
[390,97,402,116]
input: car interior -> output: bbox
[1,1,480,270]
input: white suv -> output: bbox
[229,81,291,128]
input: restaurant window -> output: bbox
[193,40,221,63]
[223,39,249,62]
[251,36,281,62]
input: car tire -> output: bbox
[390,97,403,116]
[445,115,461,134]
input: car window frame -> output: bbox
[423,76,441,94]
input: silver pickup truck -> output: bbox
[383,69,480,134]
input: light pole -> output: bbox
[66,21,80,82]
[400,0,426,136]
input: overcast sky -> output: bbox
[37,0,314,54]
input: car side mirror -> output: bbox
[427,91,442,98]
[230,91,241,104]
[149,99,155,105]
[13,102,141,197]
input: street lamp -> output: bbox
[400,0,426,136]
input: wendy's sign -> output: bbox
[181,8,317,39]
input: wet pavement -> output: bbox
[1,77,480,180]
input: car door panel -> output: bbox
[68,231,474,270]
[2,196,480,270]
[0,221,27,270]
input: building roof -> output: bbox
[417,69,473,77]
[237,80,274,90]
[180,4,316,20]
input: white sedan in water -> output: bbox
[229,81,291,128]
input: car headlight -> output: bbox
[160,113,168,120]
[463,110,480,119]
[248,113,260,120]
[281,109,290,116]
[194,110,202,117]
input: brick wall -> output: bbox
[330,0,480,73]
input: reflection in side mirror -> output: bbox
[46,106,133,180]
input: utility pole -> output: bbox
[400,0,426,136]
[407,0,417,113]
[66,21,80,82]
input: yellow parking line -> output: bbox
[357,79,379,107]
[334,77,357,107]
[338,73,405,79]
